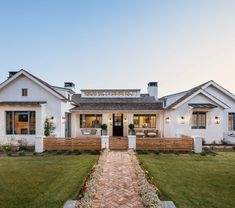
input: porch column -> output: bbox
[71,113,77,137]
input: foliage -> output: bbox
[44,118,56,136]
[18,139,29,151]
[101,124,107,130]
[221,139,228,145]
[128,123,135,130]
[2,144,12,152]
[202,138,206,145]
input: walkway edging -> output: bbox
[128,150,163,208]
[77,150,109,208]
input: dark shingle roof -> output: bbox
[0,101,47,105]
[71,94,163,111]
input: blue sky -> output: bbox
[0,0,234,97]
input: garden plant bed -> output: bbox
[139,152,235,208]
[0,155,98,208]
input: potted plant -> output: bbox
[128,123,135,135]
[101,124,108,136]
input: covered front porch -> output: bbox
[70,110,163,138]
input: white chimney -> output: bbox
[147,82,158,100]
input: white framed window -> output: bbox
[228,113,235,131]
[6,111,36,135]
[192,112,206,129]
[134,114,156,128]
[22,88,28,96]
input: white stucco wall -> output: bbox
[164,93,224,143]
[204,85,235,136]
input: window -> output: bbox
[6,111,36,135]
[192,112,206,129]
[134,114,156,128]
[228,113,235,131]
[22,88,28,96]
[80,114,102,128]
[68,94,71,101]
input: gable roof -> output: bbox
[0,69,70,102]
[163,80,232,110]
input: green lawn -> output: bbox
[0,155,98,208]
[139,152,235,208]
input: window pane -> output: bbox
[192,112,206,129]
[192,114,197,128]
[30,111,36,134]
[6,112,13,134]
[14,112,29,134]
[133,115,156,128]
[228,113,235,131]
[80,114,102,128]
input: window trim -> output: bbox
[191,111,207,129]
[80,114,102,128]
[133,114,156,128]
[228,112,235,131]
[22,88,28,96]
[6,111,36,135]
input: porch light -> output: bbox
[180,116,185,124]
[165,117,170,123]
[124,117,127,122]
[215,116,220,124]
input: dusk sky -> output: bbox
[0,0,234,97]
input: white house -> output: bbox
[0,69,235,145]
[0,70,74,145]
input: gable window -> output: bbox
[228,113,235,131]
[134,114,156,128]
[80,114,102,128]
[6,111,36,135]
[22,88,28,96]
[192,112,206,129]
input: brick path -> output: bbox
[92,151,144,208]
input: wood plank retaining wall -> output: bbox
[136,137,194,151]
[44,137,101,151]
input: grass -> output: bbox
[139,152,235,208]
[0,155,98,208]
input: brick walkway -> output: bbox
[92,151,144,208]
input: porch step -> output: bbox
[109,137,128,150]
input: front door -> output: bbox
[113,113,123,136]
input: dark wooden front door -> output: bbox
[113,113,123,136]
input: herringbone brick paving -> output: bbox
[93,151,144,208]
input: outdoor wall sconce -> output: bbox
[109,117,112,122]
[215,116,220,124]
[124,117,127,122]
[180,116,185,124]
[165,117,170,123]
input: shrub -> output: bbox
[200,150,206,156]
[212,140,217,145]
[18,150,25,156]
[155,150,160,155]
[221,139,228,145]
[18,139,29,151]
[44,118,55,136]
[232,146,235,151]
[101,124,107,130]
[2,144,12,153]
[73,150,82,155]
